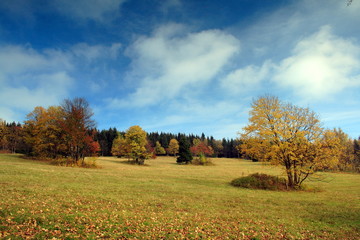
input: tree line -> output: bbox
[0,97,240,165]
[92,128,240,159]
[1,96,360,177]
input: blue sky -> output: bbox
[0,0,359,139]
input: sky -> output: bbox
[0,0,359,139]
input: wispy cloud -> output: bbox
[71,43,122,62]
[108,23,240,108]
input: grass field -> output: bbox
[0,154,359,239]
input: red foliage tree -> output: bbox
[190,141,214,157]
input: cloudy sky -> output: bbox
[0,0,359,139]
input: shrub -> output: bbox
[230,173,288,191]
[192,153,214,166]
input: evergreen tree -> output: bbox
[177,136,192,164]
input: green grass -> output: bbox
[0,154,359,239]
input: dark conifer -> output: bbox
[177,136,193,164]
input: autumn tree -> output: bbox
[24,106,66,158]
[167,138,179,156]
[177,136,192,164]
[331,128,357,171]
[154,141,166,155]
[111,133,130,158]
[23,98,99,165]
[353,137,360,172]
[0,119,7,151]
[240,96,341,188]
[124,125,151,165]
[60,98,98,165]
[190,139,214,157]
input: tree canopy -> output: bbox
[240,96,341,188]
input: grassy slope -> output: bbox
[0,154,359,239]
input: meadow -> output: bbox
[0,154,359,239]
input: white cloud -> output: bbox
[0,42,124,122]
[51,0,126,22]
[221,61,272,94]
[0,45,75,122]
[273,26,360,100]
[111,24,240,108]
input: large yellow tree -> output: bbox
[240,96,340,188]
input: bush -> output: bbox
[230,173,288,191]
[192,153,214,166]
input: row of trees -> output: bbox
[147,132,240,158]
[110,127,218,165]
[2,96,360,176]
[94,129,240,158]
[239,96,360,188]
[1,118,239,167]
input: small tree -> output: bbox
[154,141,166,155]
[177,136,192,164]
[190,139,214,157]
[167,138,179,156]
[240,96,341,188]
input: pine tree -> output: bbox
[177,136,192,164]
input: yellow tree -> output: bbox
[154,141,166,155]
[240,96,340,188]
[125,125,150,165]
[111,133,130,158]
[332,128,357,171]
[167,138,179,156]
